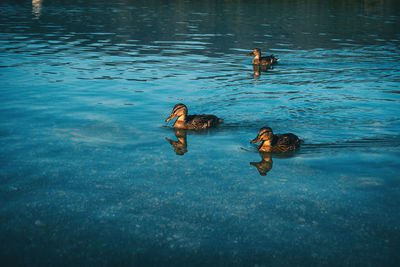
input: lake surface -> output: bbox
[1,0,400,266]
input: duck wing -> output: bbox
[186,114,222,129]
[260,55,279,65]
[272,133,302,152]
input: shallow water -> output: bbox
[1,0,400,266]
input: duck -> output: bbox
[248,48,279,65]
[165,103,223,130]
[250,127,302,153]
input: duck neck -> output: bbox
[173,114,187,128]
[253,55,260,64]
[258,140,272,152]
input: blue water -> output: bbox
[1,0,400,266]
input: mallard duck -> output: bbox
[248,48,279,65]
[250,127,302,153]
[165,103,223,130]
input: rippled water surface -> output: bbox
[1,0,400,266]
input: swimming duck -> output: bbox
[250,127,302,153]
[248,48,279,65]
[166,103,223,130]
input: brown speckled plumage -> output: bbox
[166,103,223,130]
[250,127,302,153]
[248,48,279,66]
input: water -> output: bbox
[1,0,400,266]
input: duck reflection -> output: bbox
[252,64,273,78]
[32,0,42,19]
[250,151,273,176]
[165,128,188,155]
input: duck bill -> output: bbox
[247,52,255,56]
[250,136,261,144]
[165,114,176,122]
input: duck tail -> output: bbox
[271,54,280,62]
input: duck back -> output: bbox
[272,133,302,152]
[186,114,222,130]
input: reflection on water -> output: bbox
[250,151,273,176]
[31,0,42,19]
[250,127,303,153]
[251,64,273,79]
[166,128,188,155]
[250,149,300,176]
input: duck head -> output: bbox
[250,127,274,144]
[166,103,188,123]
[247,48,261,58]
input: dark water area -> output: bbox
[1,0,400,266]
